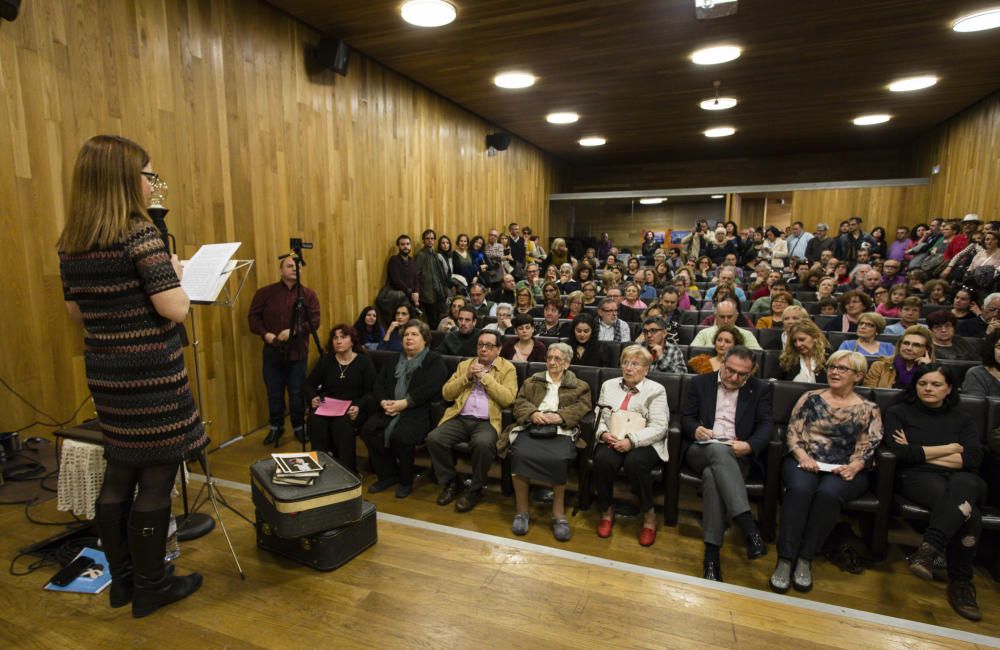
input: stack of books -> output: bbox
[272,452,324,486]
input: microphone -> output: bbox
[148,206,174,254]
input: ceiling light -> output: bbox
[493,71,536,89]
[546,112,579,124]
[579,137,606,147]
[711,194,725,199]
[952,7,1000,32]
[853,114,891,126]
[639,198,666,205]
[700,97,737,111]
[888,75,938,92]
[704,126,735,138]
[400,0,456,28]
[690,45,742,65]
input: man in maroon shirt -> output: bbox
[248,255,321,446]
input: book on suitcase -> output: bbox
[256,500,378,571]
[250,451,362,538]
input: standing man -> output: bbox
[785,222,813,263]
[387,234,419,308]
[681,346,774,582]
[428,330,518,512]
[804,223,836,264]
[416,229,449,329]
[248,254,321,446]
[508,222,526,278]
[887,227,913,262]
[836,217,875,267]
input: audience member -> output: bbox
[501,314,547,362]
[884,297,922,336]
[886,226,913,262]
[435,305,480,357]
[755,290,792,329]
[805,223,837,264]
[863,326,934,389]
[640,316,686,373]
[823,290,872,333]
[484,303,514,335]
[876,284,906,318]
[961,330,1000,397]
[785,222,813,262]
[566,313,604,367]
[436,295,467,332]
[378,303,412,352]
[689,325,744,375]
[354,306,384,351]
[778,321,830,383]
[493,273,517,305]
[387,234,419,309]
[596,297,632,342]
[416,229,450,328]
[838,312,894,358]
[927,311,978,361]
[957,292,1000,338]
[951,287,978,323]
[691,300,762,350]
[452,233,479,286]
[468,284,494,320]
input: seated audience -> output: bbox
[428,329,517,511]
[689,325,744,375]
[961,330,1000,397]
[705,266,747,302]
[468,284,495,320]
[640,316,686,374]
[556,263,579,293]
[777,321,830,383]
[691,299,762,350]
[823,290,873,333]
[922,279,950,306]
[657,288,684,344]
[307,325,376,474]
[377,303,413,352]
[435,306,480,357]
[621,282,647,311]
[593,346,669,546]
[875,284,907,318]
[362,320,449,498]
[770,351,883,594]
[581,281,601,306]
[540,281,564,309]
[884,364,986,621]
[565,290,585,321]
[501,314,547,362]
[817,297,839,316]
[596,297,632,342]
[513,286,536,317]
[535,300,565,337]
[778,305,808,348]
[880,258,905,287]
[354,305,384,351]
[864,326,934,389]
[437,295,468,332]
[884,297,922,336]
[951,287,978,323]
[681,346,774,582]
[838,312,894,358]
[493,273,517,305]
[927,310,978,361]
[755,290,792,329]
[500,343,592,541]
[815,276,837,303]
[484,303,514,335]
[957,292,1000,338]
[566,313,604,367]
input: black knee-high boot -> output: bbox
[95,501,133,608]
[129,507,203,618]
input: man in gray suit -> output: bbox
[415,229,449,328]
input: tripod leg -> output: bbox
[195,451,247,578]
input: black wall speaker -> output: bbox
[486,133,511,151]
[0,0,21,21]
[315,38,351,76]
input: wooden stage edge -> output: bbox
[196,473,1000,649]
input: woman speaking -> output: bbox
[57,135,206,617]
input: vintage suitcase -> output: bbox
[256,500,377,571]
[250,451,362,538]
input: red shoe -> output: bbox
[638,526,657,547]
[597,518,614,538]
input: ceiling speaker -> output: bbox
[486,133,511,151]
[0,0,21,21]
[315,38,350,76]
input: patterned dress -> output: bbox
[786,390,883,466]
[59,219,206,466]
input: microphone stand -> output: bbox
[284,247,324,452]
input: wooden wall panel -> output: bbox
[0,0,559,439]
[789,185,929,235]
[915,93,1000,219]
[558,200,726,250]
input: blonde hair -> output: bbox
[857,312,886,333]
[894,325,935,363]
[827,349,868,374]
[57,135,152,253]
[620,344,653,368]
[780,321,830,371]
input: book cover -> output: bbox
[44,548,112,594]
[272,451,324,475]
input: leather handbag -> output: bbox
[607,410,646,441]
[527,424,558,439]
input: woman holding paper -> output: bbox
[770,350,883,594]
[591,345,668,546]
[307,324,376,475]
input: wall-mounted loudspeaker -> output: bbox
[314,38,351,76]
[0,0,21,21]
[486,133,511,151]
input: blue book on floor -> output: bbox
[44,547,111,594]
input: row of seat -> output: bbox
[366,350,1000,561]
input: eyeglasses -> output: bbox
[600,308,618,314]
[642,328,663,336]
[827,364,854,374]
[141,171,161,183]
[621,360,645,368]
[477,342,497,349]
[545,355,566,362]
[722,365,751,379]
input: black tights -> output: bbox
[98,461,179,512]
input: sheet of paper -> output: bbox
[314,398,351,417]
[799,462,843,472]
[695,439,731,445]
[181,242,241,302]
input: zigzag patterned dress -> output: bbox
[59,219,207,466]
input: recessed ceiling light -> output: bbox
[400,0,456,27]
[579,137,606,147]
[711,194,725,199]
[853,114,891,126]
[952,7,1000,32]
[546,112,579,124]
[888,75,938,92]
[493,71,536,89]
[704,126,735,138]
[700,97,737,111]
[690,45,742,65]
[639,198,666,205]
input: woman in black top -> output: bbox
[565,313,604,367]
[307,324,376,474]
[884,364,987,621]
[641,231,660,260]
[353,306,384,350]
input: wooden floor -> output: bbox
[2,431,999,648]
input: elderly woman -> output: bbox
[689,325,743,375]
[823,290,873,333]
[755,290,792,329]
[884,364,986,621]
[484,303,514,336]
[815,275,837,302]
[593,345,669,546]
[863,326,934,389]
[777,321,830,383]
[557,263,580,293]
[770,350,883,593]
[536,300,565,337]
[927,310,978,361]
[581,281,601,306]
[962,330,1000,397]
[501,314,547,362]
[500,343,593,541]
[622,282,647,311]
[566,313,604,367]
[838,312,895,358]
[362,320,449,498]
[307,325,376,474]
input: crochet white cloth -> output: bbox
[57,439,105,520]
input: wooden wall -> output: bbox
[915,92,1000,219]
[789,185,929,235]
[554,200,725,249]
[0,1,559,438]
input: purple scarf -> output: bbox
[892,355,918,388]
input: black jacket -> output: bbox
[680,372,774,466]
[370,351,449,445]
